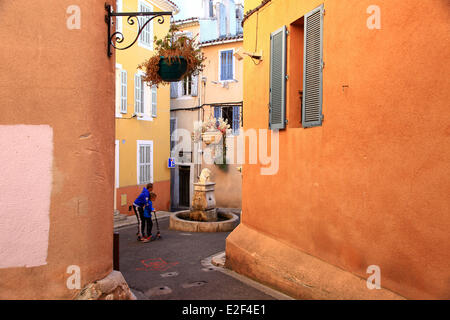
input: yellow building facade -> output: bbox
[114,0,179,214]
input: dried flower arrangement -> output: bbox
[138,24,206,87]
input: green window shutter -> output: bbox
[269,25,287,130]
[302,5,324,128]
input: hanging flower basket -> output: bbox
[158,56,188,82]
[139,25,205,87]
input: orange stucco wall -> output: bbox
[0,0,116,299]
[227,0,450,299]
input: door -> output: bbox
[179,166,191,208]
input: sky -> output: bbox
[172,0,244,20]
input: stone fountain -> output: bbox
[190,168,217,222]
[169,168,239,232]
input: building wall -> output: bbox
[226,0,450,299]
[115,0,173,214]
[0,0,115,299]
[201,40,244,209]
[170,19,244,209]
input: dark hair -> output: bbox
[150,192,157,199]
[146,183,153,190]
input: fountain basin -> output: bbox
[169,210,239,233]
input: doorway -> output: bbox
[179,165,191,208]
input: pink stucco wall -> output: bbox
[0,125,53,269]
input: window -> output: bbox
[219,50,234,81]
[137,141,153,185]
[151,85,157,117]
[182,75,192,96]
[120,70,127,113]
[214,106,241,135]
[135,74,144,114]
[171,75,198,98]
[138,2,153,50]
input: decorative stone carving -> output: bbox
[198,168,211,184]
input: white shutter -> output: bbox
[191,75,198,97]
[151,86,157,117]
[170,82,179,99]
[177,81,183,97]
[135,74,140,114]
[121,70,127,113]
[135,74,145,114]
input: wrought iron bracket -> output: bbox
[105,3,172,57]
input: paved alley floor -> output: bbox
[116,215,289,300]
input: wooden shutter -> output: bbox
[220,51,226,81]
[220,50,233,81]
[226,51,233,80]
[302,5,324,128]
[269,26,287,130]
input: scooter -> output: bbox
[152,210,162,240]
